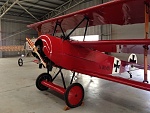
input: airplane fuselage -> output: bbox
[36,34,120,78]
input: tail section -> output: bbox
[128,53,137,63]
[125,53,138,72]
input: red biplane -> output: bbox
[26,0,150,109]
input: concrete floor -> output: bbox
[0,57,150,113]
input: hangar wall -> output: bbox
[0,18,2,57]
[1,15,37,57]
[112,24,145,39]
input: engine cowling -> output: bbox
[34,35,53,70]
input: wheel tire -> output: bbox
[64,83,84,108]
[36,73,52,91]
[18,58,23,66]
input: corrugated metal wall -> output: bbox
[112,24,145,40]
[1,15,37,57]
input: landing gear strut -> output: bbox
[35,69,84,109]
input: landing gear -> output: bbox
[18,58,23,66]
[127,71,132,78]
[143,80,149,83]
[35,69,84,109]
[64,83,84,108]
[36,73,52,91]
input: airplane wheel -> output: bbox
[18,58,23,66]
[64,83,84,108]
[36,73,52,91]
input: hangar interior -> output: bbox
[0,0,150,113]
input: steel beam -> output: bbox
[2,17,35,24]
[0,0,18,18]
[17,2,39,21]
[2,28,30,41]
[18,2,57,11]
[41,0,85,20]
[0,0,40,20]
[41,0,62,6]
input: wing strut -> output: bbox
[52,16,89,40]
[65,16,89,40]
[143,2,149,83]
[53,20,66,38]
[83,17,89,41]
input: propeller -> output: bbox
[26,38,46,68]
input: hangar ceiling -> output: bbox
[0,0,90,21]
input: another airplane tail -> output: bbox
[125,53,138,72]
[128,53,137,64]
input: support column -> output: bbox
[143,2,149,83]
[0,18,2,58]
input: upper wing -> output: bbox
[28,0,150,34]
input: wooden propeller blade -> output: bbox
[26,38,46,67]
